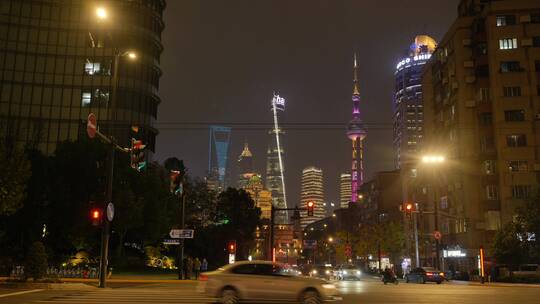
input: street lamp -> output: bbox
[328,237,334,243]
[420,153,446,270]
[96,7,108,20]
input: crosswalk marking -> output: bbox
[36,288,215,304]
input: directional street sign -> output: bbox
[163,239,180,245]
[169,229,194,239]
[87,113,97,139]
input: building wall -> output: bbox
[339,173,351,208]
[422,0,540,263]
[0,0,165,153]
[300,166,325,229]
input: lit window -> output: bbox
[506,134,527,147]
[508,160,528,172]
[511,185,531,199]
[84,62,101,75]
[504,110,525,122]
[499,38,518,50]
[503,86,521,97]
[500,61,521,72]
[496,15,516,27]
[486,185,499,200]
[81,92,91,106]
[483,160,495,175]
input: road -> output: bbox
[1,278,540,304]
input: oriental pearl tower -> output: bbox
[347,53,367,203]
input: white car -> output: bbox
[199,260,342,304]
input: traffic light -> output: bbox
[307,201,314,216]
[169,160,186,196]
[400,202,415,214]
[90,208,103,226]
[227,240,237,254]
[130,139,146,172]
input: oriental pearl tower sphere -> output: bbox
[347,53,367,203]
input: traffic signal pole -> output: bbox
[178,190,186,279]
[99,146,114,288]
[269,206,306,262]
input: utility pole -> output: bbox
[434,193,440,270]
[178,189,186,279]
[413,210,420,267]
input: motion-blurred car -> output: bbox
[311,265,335,280]
[336,264,362,280]
[405,267,445,284]
[199,260,342,304]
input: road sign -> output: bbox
[106,203,114,222]
[433,230,442,240]
[87,113,97,139]
[169,229,194,239]
[163,239,180,245]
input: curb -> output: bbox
[0,282,97,290]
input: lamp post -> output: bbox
[94,7,137,288]
[421,154,446,270]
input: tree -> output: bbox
[25,241,48,281]
[378,221,406,266]
[0,139,31,216]
[493,221,526,268]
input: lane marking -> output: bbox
[0,289,45,298]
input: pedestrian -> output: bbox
[201,258,208,272]
[186,257,193,280]
[182,257,188,280]
[194,258,201,279]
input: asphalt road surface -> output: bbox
[1,279,540,304]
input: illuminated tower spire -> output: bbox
[347,53,367,203]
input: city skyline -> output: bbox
[155,0,460,205]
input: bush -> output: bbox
[25,241,48,281]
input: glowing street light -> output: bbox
[96,7,108,20]
[126,51,137,59]
[421,155,446,164]
[328,237,334,243]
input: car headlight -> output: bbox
[322,284,336,289]
[312,270,318,274]
[325,270,330,274]
[356,270,361,275]
[343,270,347,275]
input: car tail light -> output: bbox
[426,272,433,276]
[199,274,208,281]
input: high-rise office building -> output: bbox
[422,0,540,271]
[0,0,165,154]
[208,125,231,192]
[347,54,367,203]
[237,142,254,188]
[244,174,272,220]
[339,173,352,208]
[393,35,437,168]
[266,94,288,223]
[300,166,325,230]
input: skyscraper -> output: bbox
[0,0,165,154]
[339,173,352,208]
[237,142,254,188]
[300,166,325,230]
[266,94,288,223]
[393,35,437,168]
[346,54,367,203]
[208,125,231,191]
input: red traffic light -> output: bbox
[307,201,314,208]
[90,208,102,226]
[227,240,237,254]
[406,204,413,211]
[307,201,314,216]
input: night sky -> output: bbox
[155,0,460,207]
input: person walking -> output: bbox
[194,258,201,279]
[201,258,208,272]
[186,257,193,280]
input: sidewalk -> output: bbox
[0,276,197,284]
